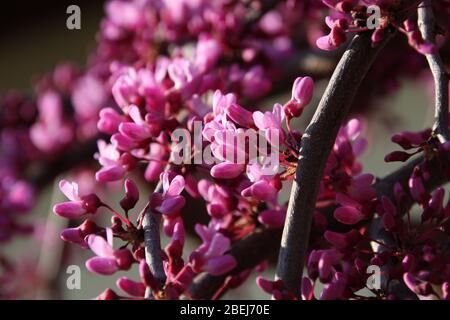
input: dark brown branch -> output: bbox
[418,0,450,142]
[142,180,166,298]
[275,32,392,295]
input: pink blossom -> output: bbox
[150,172,186,215]
[253,103,286,145]
[95,140,135,182]
[53,180,101,219]
[86,228,133,275]
[284,76,314,119]
[98,108,126,134]
[190,232,237,276]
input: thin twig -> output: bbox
[275,32,392,295]
[142,180,166,298]
[418,0,450,142]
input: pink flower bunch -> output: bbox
[2,0,450,301]
[316,0,435,54]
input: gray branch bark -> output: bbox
[143,180,166,298]
[275,32,392,295]
[418,0,450,142]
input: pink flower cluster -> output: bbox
[1,0,449,300]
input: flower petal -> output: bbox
[87,234,115,258]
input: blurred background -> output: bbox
[0,1,437,299]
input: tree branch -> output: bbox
[142,180,166,298]
[418,0,450,142]
[275,32,392,295]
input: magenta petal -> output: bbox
[207,203,227,219]
[316,35,336,51]
[59,180,78,201]
[333,206,365,225]
[53,201,86,219]
[60,228,84,245]
[292,76,314,107]
[166,175,185,197]
[98,108,123,134]
[96,165,126,182]
[250,181,278,201]
[206,233,230,257]
[86,257,119,275]
[116,277,146,297]
[225,103,254,128]
[324,231,348,249]
[204,255,237,276]
[210,162,245,179]
[157,195,185,215]
[144,161,164,182]
[258,209,285,228]
[119,122,151,140]
[256,276,274,294]
[301,278,314,300]
[87,234,115,258]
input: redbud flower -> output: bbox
[225,103,254,128]
[409,167,429,205]
[150,172,185,215]
[284,76,314,119]
[241,66,271,100]
[195,34,222,72]
[120,179,139,212]
[95,140,135,182]
[60,219,101,249]
[86,228,133,275]
[190,233,237,276]
[98,107,126,134]
[119,105,155,141]
[301,277,315,300]
[253,103,286,145]
[211,162,245,179]
[116,277,146,297]
[53,180,101,219]
[258,208,286,228]
[256,277,295,300]
[316,24,347,51]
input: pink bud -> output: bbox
[333,206,365,225]
[402,254,415,271]
[96,165,126,182]
[292,76,314,107]
[384,151,413,162]
[120,179,139,211]
[98,108,123,134]
[225,103,254,128]
[139,260,159,292]
[409,167,429,205]
[258,209,285,228]
[53,201,86,219]
[116,277,146,297]
[156,195,185,215]
[204,255,237,276]
[86,257,119,275]
[301,277,314,300]
[119,122,152,141]
[211,162,245,179]
[96,288,119,300]
[256,276,275,294]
